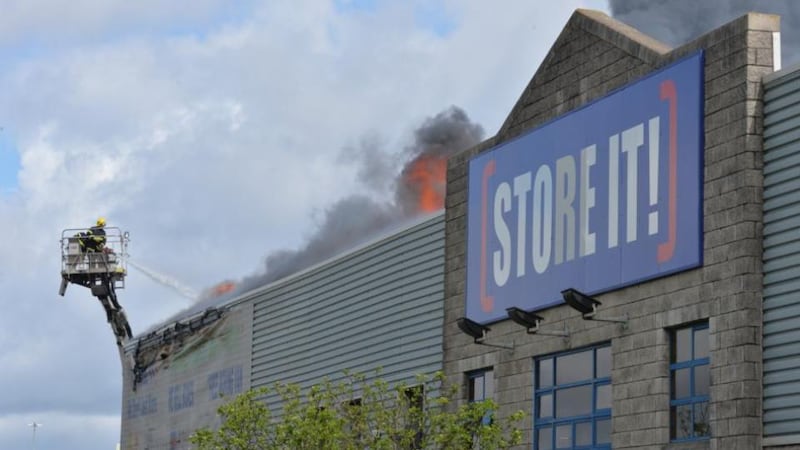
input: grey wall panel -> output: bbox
[763,67,800,438]
[120,304,254,450]
[249,214,444,413]
[118,214,444,446]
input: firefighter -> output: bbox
[80,217,107,252]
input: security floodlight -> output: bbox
[456,317,514,350]
[506,307,569,337]
[457,317,489,340]
[561,288,600,315]
[506,307,542,328]
[560,288,627,325]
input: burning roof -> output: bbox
[140,106,483,333]
[216,106,483,299]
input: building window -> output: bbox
[534,344,611,450]
[670,322,710,440]
[468,368,494,402]
[468,368,494,425]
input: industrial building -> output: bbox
[445,8,798,450]
[118,8,800,450]
[119,214,444,449]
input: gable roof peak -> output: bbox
[572,8,671,58]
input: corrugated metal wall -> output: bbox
[250,213,444,411]
[763,67,800,439]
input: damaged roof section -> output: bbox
[127,307,228,389]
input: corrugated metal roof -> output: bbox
[127,211,444,346]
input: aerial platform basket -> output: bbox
[60,227,130,294]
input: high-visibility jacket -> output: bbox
[79,226,106,251]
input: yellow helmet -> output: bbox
[96,217,106,227]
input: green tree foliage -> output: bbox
[190,371,524,450]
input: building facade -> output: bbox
[118,9,800,450]
[444,9,780,450]
[119,213,445,449]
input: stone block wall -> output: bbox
[444,10,778,450]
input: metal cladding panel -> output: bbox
[119,304,254,450]
[763,67,800,437]
[251,214,444,412]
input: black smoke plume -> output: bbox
[191,106,482,311]
[610,0,800,64]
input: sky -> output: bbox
[0,1,609,448]
[4,0,796,448]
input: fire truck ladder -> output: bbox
[59,227,133,345]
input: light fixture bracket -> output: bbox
[526,319,570,337]
[583,304,628,325]
[457,317,514,351]
[561,288,628,328]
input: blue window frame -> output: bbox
[468,368,494,402]
[534,344,611,450]
[468,368,494,425]
[670,322,710,441]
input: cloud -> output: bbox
[0,1,609,448]
[0,0,255,49]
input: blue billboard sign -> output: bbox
[465,52,704,323]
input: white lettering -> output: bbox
[580,145,596,256]
[513,173,531,278]
[532,165,553,274]
[493,183,512,286]
[648,117,660,235]
[555,156,576,264]
[621,124,643,243]
[608,134,619,248]
[485,116,664,283]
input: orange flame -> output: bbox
[212,281,236,296]
[405,156,447,213]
